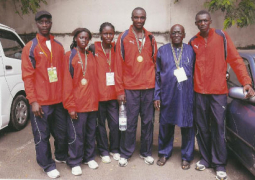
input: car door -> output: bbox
[0,29,24,129]
[226,54,255,175]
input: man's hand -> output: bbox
[243,84,255,98]
[154,100,160,111]
[31,101,44,118]
[69,111,78,120]
[117,94,126,104]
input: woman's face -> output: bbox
[101,26,115,45]
[75,31,90,49]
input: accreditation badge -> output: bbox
[106,72,115,86]
[47,67,58,83]
[174,67,187,83]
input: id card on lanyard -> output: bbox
[174,67,187,83]
[47,67,58,83]
[106,72,115,86]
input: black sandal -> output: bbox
[182,160,190,170]
[157,156,167,166]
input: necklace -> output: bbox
[77,50,88,85]
[101,42,112,72]
[132,28,144,62]
[170,43,183,69]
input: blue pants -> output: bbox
[96,100,120,156]
[67,112,97,168]
[158,124,194,161]
[194,93,227,171]
[30,103,68,172]
[120,89,154,159]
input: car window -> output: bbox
[0,29,24,60]
[227,58,253,89]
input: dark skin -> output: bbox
[69,31,91,119]
[154,24,186,111]
[118,9,147,104]
[31,16,52,117]
[195,14,255,98]
[101,25,115,53]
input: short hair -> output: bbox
[195,10,211,20]
[70,28,92,49]
[131,7,146,17]
[99,22,115,33]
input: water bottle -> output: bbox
[119,101,127,131]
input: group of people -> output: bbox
[21,7,255,180]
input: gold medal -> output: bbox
[81,78,87,85]
[137,55,143,62]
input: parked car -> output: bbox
[226,50,255,176]
[0,23,29,131]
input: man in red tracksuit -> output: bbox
[115,7,157,167]
[189,10,255,180]
[22,11,67,179]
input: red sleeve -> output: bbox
[225,31,252,86]
[21,42,37,104]
[152,36,158,65]
[114,33,125,96]
[62,52,76,113]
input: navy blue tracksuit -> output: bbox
[194,93,227,171]
[30,103,68,172]
[96,100,120,156]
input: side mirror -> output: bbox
[229,87,255,104]
[14,52,22,59]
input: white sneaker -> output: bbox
[55,159,66,164]
[140,155,154,165]
[195,161,206,171]
[84,160,99,169]
[46,169,60,179]
[216,171,227,180]
[101,155,111,163]
[110,152,120,161]
[118,157,128,167]
[72,166,82,176]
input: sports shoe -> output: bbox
[118,157,128,167]
[140,155,154,165]
[84,160,99,169]
[195,161,206,171]
[46,169,60,179]
[72,166,82,176]
[55,159,66,164]
[110,152,120,161]
[101,155,111,163]
[216,171,227,180]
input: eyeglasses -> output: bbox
[196,19,210,24]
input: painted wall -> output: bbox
[0,0,254,51]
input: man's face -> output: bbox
[195,14,212,33]
[36,17,52,37]
[170,25,185,46]
[75,31,90,49]
[131,9,146,30]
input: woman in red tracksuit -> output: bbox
[63,28,99,176]
[89,22,120,163]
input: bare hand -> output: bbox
[31,101,44,118]
[69,111,78,120]
[117,94,126,104]
[154,100,160,111]
[243,84,255,98]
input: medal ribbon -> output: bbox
[77,50,88,79]
[170,43,183,69]
[101,42,112,72]
[132,28,144,54]
[36,35,53,68]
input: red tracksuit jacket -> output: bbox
[63,48,98,113]
[22,33,65,105]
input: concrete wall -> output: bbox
[0,0,254,51]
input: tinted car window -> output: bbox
[0,30,23,59]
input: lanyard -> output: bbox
[36,35,53,68]
[132,28,144,54]
[101,42,112,72]
[77,50,88,78]
[170,43,183,69]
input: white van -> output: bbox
[0,23,29,131]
